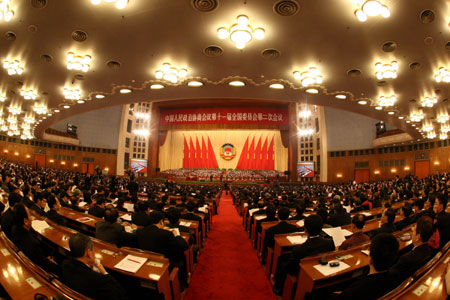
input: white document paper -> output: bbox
[287,235,307,245]
[168,228,180,236]
[198,207,207,213]
[361,212,372,217]
[78,201,87,207]
[323,227,346,247]
[342,229,353,237]
[361,250,370,256]
[123,203,134,212]
[296,220,304,227]
[244,203,248,207]
[180,221,192,227]
[254,215,266,221]
[248,208,259,216]
[313,261,350,276]
[121,214,132,221]
[31,220,50,232]
[76,217,94,223]
[114,254,147,273]
[125,226,134,233]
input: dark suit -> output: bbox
[333,271,394,300]
[1,208,14,239]
[131,211,151,227]
[88,205,105,218]
[95,220,136,247]
[29,203,45,216]
[389,243,431,284]
[274,236,335,291]
[181,212,203,233]
[62,259,127,300]
[46,209,66,226]
[328,211,351,227]
[265,221,298,249]
[12,226,59,275]
[372,222,396,237]
[436,211,450,249]
[395,216,412,231]
[136,225,189,287]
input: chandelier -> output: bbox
[410,112,424,122]
[90,0,128,9]
[375,61,398,80]
[293,67,323,87]
[24,114,35,124]
[63,87,82,100]
[20,89,37,100]
[435,67,450,83]
[427,131,436,139]
[354,0,390,22]
[8,106,20,115]
[422,124,433,132]
[33,104,48,115]
[67,52,91,72]
[440,132,448,140]
[437,114,449,123]
[378,95,396,107]
[420,96,437,108]
[217,15,265,49]
[155,63,187,84]
[3,59,23,75]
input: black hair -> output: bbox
[352,214,366,230]
[401,204,412,218]
[166,207,181,224]
[416,216,434,243]
[69,233,93,258]
[414,199,424,210]
[385,208,396,223]
[436,194,447,210]
[278,207,290,220]
[104,208,118,223]
[8,192,21,207]
[266,204,276,219]
[186,201,196,212]
[370,233,399,272]
[305,214,323,236]
[47,194,57,209]
[149,211,165,225]
[13,203,28,227]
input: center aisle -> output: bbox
[184,192,277,300]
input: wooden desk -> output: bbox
[32,219,174,300]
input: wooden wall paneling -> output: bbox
[415,160,430,179]
[148,105,160,177]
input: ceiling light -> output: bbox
[77,100,85,104]
[3,59,24,75]
[63,105,70,109]
[335,94,346,99]
[293,67,323,87]
[133,128,149,137]
[306,88,319,94]
[120,88,132,94]
[378,95,396,107]
[63,87,82,100]
[427,131,436,139]
[33,103,48,114]
[155,63,187,84]
[398,116,404,119]
[437,114,449,123]
[374,106,382,110]
[387,111,395,115]
[269,83,284,89]
[358,100,368,105]
[8,106,20,115]
[229,81,245,87]
[354,1,390,22]
[375,61,398,80]
[440,132,448,140]
[298,128,314,136]
[441,124,450,133]
[67,52,91,72]
[54,109,60,113]
[299,110,312,118]
[0,94,5,102]
[187,81,203,87]
[135,112,149,119]
[20,89,38,100]
[217,15,265,49]
[91,0,128,9]
[95,94,105,99]
[0,1,14,22]
[410,112,424,122]
[435,67,450,83]
[24,115,35,123]
[420,96,437,108]
[422,124,433,132]
[150,84,164,89]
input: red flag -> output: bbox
[268,136,274,170]
[195,136,202,168]
[236,136,249,169]
[189,137,196,169]
[207,137,219,169]
[261,136,268,170]
[183,136,189,168]
[247,136,255,170]
[254,136,262,170]
[202,136,208,168]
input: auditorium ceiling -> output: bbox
[1,0,450,140]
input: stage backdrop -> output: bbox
[159,130,288,171]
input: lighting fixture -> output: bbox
[437,114,449,123]
[298,128,314,136]
[135,112,149,119]
[410,112,424,122]
[3,59,23,75]
[0,94,5,102]
[435,67,450,83]
[217,15,265,49]
[335,94,346,99]
[0,125,7,131]
[374,106,382,110]
[375,61,398,80]
[133,128,149,137]
[387,111,395,115]
[95,94,105,99]
[398,116,404,119]
[67,52,91,72]
[63,87,81,100]
[354,0,390,22]
[21,122,30,130]
[299,110,312,118]
[90,0,128,9]
[374,170,380,174]
[441,124,450,133]
[77,100,85,104]
[378,95,395,107]
[422,124,433,132]
[7,106,20,115]
[187,81,203,87]
[33,104,47,115]
[150,84,164,89]
[119,88,132,94]
[420,96,437,108]
[305,88,319,94]
[20,89,37,100]
[229,81,245,87]
[155,63,187,84]
[24,115,35,123]
[269,83,284,89]
[358,100,368,105]
[63,105,70,109]
[440,132,448,140]
[427,131,436,139]
[6,114,16,124]
[54,109,60,113]
[293,67,323,87]
[0,1,14,22]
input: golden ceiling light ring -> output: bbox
[420,9,435,24]
[40,54,52,62]
[31,0,48,9]
[347,69,361,77]
[261,48,280,59]
[190,0,218,12]
[71,30,87,42]
[107,60,121,68]
[273,0,300,17]
[381,41,397,52]
[203,45,223,57]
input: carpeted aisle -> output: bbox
[184,192,277,300]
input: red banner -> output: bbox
[160,107,288,125]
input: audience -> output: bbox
[339,214,370,250]
[45,194,66,226]
[95,208,136,247]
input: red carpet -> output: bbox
[184,192,277,300]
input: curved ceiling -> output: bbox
[1,0,450,140]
